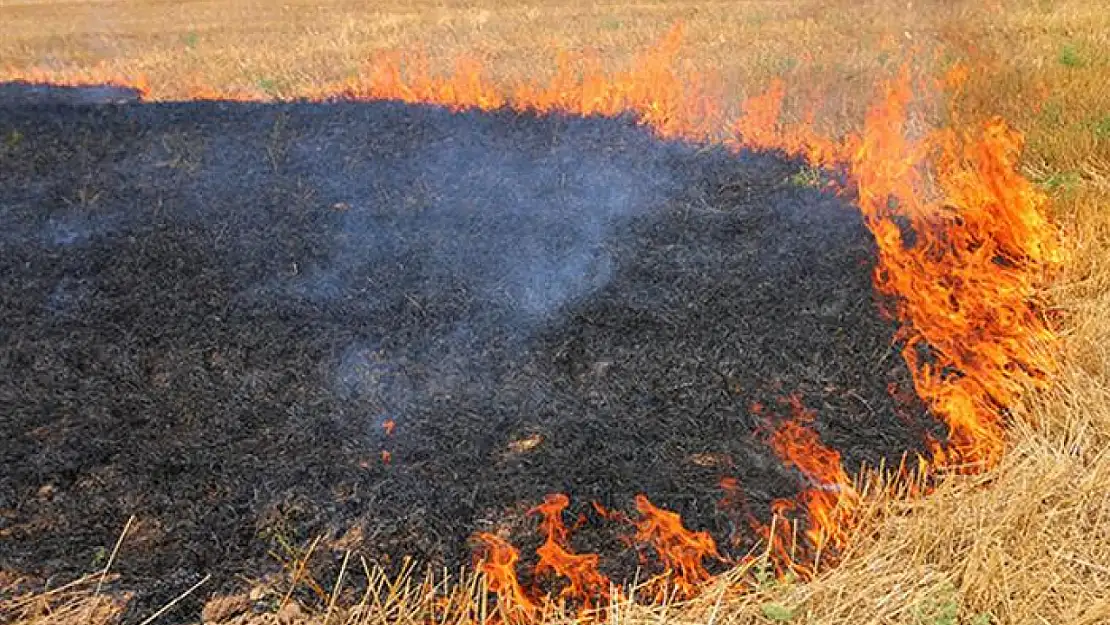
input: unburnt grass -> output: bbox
[0,84,939,622]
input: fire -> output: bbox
[632,495,722,600]
[731,397,861,577]
[309,23,724,143]
[530,495,612,609]
[0,65,151,100]
[850,71,1062,469]
[730,78,847,169]
[765,404,859,570]
[5,19,1061,619]
[469,494,717,615]
[756,499,804,576]
[474,533,538,623]
[337,52,506,112]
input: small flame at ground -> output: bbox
[764,399,859,572]
[632,494,722,601]
[530,495,612,609]
[474,533,538,622]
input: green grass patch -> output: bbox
[1058,43,1085,68]
[1035,169,1083,194]
[1092,114,1110,140]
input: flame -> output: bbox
[0,65,151,100]
[850,71,1062,469]
[530,494,612,609]
[632,495,721,600]
[730,78,847,169]
[755,498,805,576]
[311,23,724,144]
[716,477,751,546]
[474,494,719,613]
[336,51,506,111]
[474,533,537,622]
[765,401,859,571]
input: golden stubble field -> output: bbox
[2,0,1109,623]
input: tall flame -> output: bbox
[849,71,1062,469]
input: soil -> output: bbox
[0,83,939,622]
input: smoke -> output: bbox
[43,213,121,247]
[242,105,681,413]
[3,97,691,440]
[394,124,646,323]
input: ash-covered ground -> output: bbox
[0,83,938,619]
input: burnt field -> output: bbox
[0,84,940,618]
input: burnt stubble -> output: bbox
[0,84,938,620]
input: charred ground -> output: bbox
[0,84,938,620]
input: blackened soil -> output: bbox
[0,84,938,621]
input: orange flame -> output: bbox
[767,410,859,568]
[314,23,724,144]
[529,494,612,610]
[850,71,1062,469]
[0,65,151,100]
[738,397,861,576]
[474,533,537,622]
[730,78,846,169]
[632,495,721,600]
[755,498,806,577]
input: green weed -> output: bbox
[1035,169,1083,194]
[601,18,623,31]
[913,584,992,625]
[789,165,825,188]
[761,603,796,621]
[1058,43,1085,68]
[5,129,22,148]
[1093,115,1110,140]
[257,76,281,97]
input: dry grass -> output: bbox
[2,0,1109,623]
